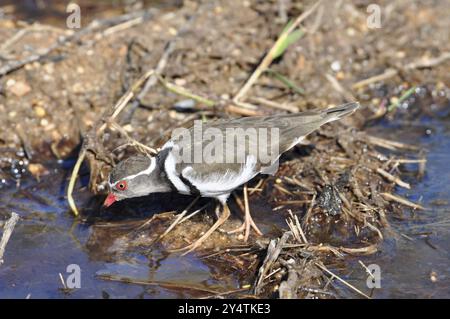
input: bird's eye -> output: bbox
[116,180,127,191]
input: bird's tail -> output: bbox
[322,102,360,123]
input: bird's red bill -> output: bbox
[103,193,117,207]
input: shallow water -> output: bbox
[343,109,450,298]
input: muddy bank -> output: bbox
[0,0,449,298]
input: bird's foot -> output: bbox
[227,212,263,242]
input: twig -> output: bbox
[248,96,299,113]
[179,203,210,224]
[358,261,375,280]
[376,168,411,189]
[360,133,419,151]
[97,274,220,294]
[225,104,265,116]
[315,263,371,299]
[380,192,425,210]
[404,52,450,70]
[352,68,398,90]
[0,28,28,54]
[156,74,215,107]
[109,121,157,155]
[201,287,251,299]
[101,16,145,37]
[286,210,308,244]
[67,149,86,216]
[254,231,292,294]
[325,73,355,102]
[302,194,316,227]
[157,196,201,240]
[0,212,19,265]
[59,273,67,289]
[352,52,450,90]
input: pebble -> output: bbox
[28,163,49,179]
[336,71,345,80]
[346,28,356,37]
[40,118,49,126]
[168,27,177,36]
[174,78,187,86]
[10,81,31,96]
[34,106,46,117]
[390,96,399,105]
[430,271,438,282]
[174,99,196,112]
[331,61,341,72]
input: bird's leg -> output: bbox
[171,202,231,255]
[228,184,263,241]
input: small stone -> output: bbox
[123,124,133,132]
[28,163,49,179]
[220,93,230,100]
[168,27,177,36]
[174,78,187,86]
[40,118,49,126]
[72,82,83,93]
[430,271,438,282]
[231,48,241,57]
[396,51,406,58]
[390,96,399,105]
[331,61,341,72]
[346,28,356,36]
[336,71,345,80]
[174,99,196,112]
[34,106,46,117]
[238,234,244,241]
[6,79,16,87]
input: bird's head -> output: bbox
[103,155,168,207]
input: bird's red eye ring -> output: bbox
[116,180,127,191]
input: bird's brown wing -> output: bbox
[170,102,359,180]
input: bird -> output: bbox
[103,102,359,253]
